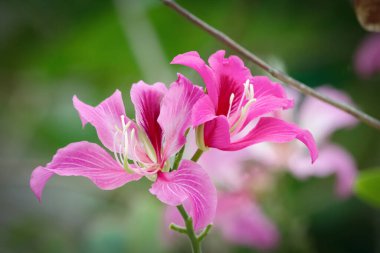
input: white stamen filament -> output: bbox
[229,79,256,133]
[226,93,235,119]
[113,115,159,175]
[113,117,135,173]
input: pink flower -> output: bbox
[172,50,317,163]
[163,134,279,250]
[30,74,217,231]
[354,34,380,78]
[287,86,358,197]
[215,192,279,250]
[250,86,358,197]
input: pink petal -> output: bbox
[192,95,217,127]
[130,81,167,157]
[30,166,54,202]
[298,86,357,143]
[241,95,294,130]
[73,90,131,152]
[149,160,217,231]
[289,144,357,198]
[208,50,251,89]
[354,34,380,78]
[216,193,279,249]
[208,50,252,116]
[225,117,318,163]
[198,148,252,190]
[30,141,142,201]
[171,51,218,105]
[251,76,288,99]
[158,74,204,160]
[204,116,231,149]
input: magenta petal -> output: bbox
[216,193,279,249]
[149,160,217,231]
[241,95,294,130]
[130,81,167,156]
[289,144,357,198]
[30,141,142,201]
[208,50,251,114]
[226,117,318,163]
[73,90,130,152]
[208,50,251,87]
[192,95,217,127]
[251,76,288,99]
[171,51,218,105]
[158,74,204,160]
[204,116,231,149]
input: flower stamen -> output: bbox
[226,93,235,119]
[230,79,256,133]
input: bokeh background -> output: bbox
[1,0,379,252]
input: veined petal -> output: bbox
[208,50,251,87]
[203,116,231,149]
[171,51,218,105]
[208,50,251,116]
[289,144,357,198]
[30,141,142,201]
[130,81,167,159]
[225,117,318,163]
[73,90,131,152]
[158,74,204,160]
[216,193,279,249]
[240,95,294,130]
[192,95,217,127]
[149,160,217,231]
[298,86,357,143]
[30,166,54,202]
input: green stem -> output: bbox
[172,145,185,171]
[191,148,204,162]
[176,205,202,253]
[169,147,209,253]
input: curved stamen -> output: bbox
[229,79,256,133]
[113,131,124,167]
[113,115,161,176]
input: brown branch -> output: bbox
[162,0,380,130]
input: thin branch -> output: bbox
[162,0,380,130]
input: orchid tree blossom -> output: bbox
[171,50,318,163]
[199,147,279,250]
[30,74,217,233]
[163,134,279,250]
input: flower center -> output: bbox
[113,115,158,175]
[227,79,256,133]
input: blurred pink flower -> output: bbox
[354,34,380,78]
[172,50,318,163]
[162,133,279,250]
[287,86,358,197]
[30,74,216,231]
[215,192,279,250]
[251,86,358,197]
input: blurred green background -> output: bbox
[0,0,379,252]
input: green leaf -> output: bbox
[355,168,380,208]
